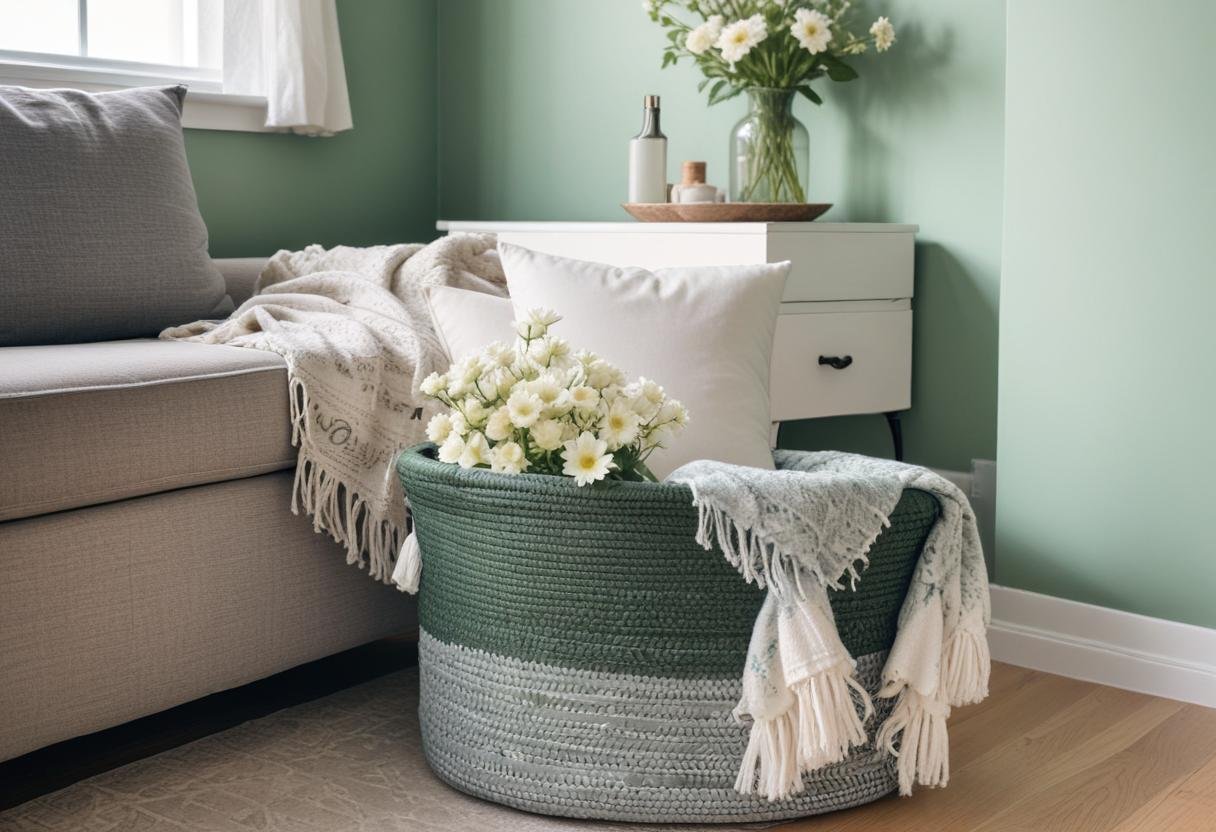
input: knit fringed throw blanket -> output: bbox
[162,235,506,582]
[668,449,990,800]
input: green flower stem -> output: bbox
[740,88,805,203]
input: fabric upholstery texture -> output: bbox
[0,471,416,763]
[499,243,790,478]
[0,85,231,346]
[0,339,293,522]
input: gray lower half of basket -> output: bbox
[417,629,898,823]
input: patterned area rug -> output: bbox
[0,668,776,832]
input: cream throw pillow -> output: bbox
[427,285,514,362]
[499,243,789,478]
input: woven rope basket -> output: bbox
[397,444,938,823]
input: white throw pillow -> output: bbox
[426,285,514,362]
[499,242,789,478]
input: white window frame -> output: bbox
[0,5,269,133]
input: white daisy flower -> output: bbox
[586,360,625,390]
[716,15,766,65]
[529,335,572,369]
[659,398,689,426]
[569,385,600,411]
[530,418,565,451]
[685,15,723,55]
[870,16,895,52]
[515,310,558,340]
[791,8,832,54]
[515,318,546,340]
[437,431,465,464]
[420,372,447,397]
[490,441,528,474]
[426,412,453,444]
[462,397,489,427]
[627,377,665,418]
[529,307,562,327]
[481,341,515,369]
[506,390,544,428]
[484,406,514,441]
[458,431,490,469]
[561,431,616,486]
[491,367,516,400]
[600,399,641,449]
[527,373,570,412]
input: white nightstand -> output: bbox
[438,221,917,459]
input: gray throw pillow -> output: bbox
[0,85,231,346]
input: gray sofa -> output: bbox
[0,259,415,762]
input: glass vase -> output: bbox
[729,88,809,203]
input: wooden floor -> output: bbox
[779,661,1216,832]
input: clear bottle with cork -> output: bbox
[628,95,667,203]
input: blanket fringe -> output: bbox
[736,662,874,801]
[291,454,401,583]
[875,688,951,796]
[693,501,878,596]
[941,627,991,706]
[795,667,874,770]
[735,710,801,801]
[287,376,405,584]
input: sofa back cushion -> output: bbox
[0,85,231,346]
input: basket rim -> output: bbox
[396,443,696,502]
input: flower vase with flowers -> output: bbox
[645,0,896,203]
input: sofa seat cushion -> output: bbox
[0,339,294,522]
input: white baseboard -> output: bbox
[988,585,1216,708]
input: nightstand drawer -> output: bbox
[770,309,912,421]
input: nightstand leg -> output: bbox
[884,411,904,461]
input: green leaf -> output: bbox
[796,85,824,105]
[697,77,710,93]
[661,51,677,69]
[819,54,859,82]
[706,79,730,105]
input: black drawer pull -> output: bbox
[818,355,854,370]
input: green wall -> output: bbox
[184,0,438,258]
[438,0,1005,472]
[997,1,1216,627]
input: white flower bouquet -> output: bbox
[420,309,689,486]
[646,0,896,203]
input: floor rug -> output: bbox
[0,668,775,832]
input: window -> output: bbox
[0,0,269,131]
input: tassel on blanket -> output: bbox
[941,626,991,706]
[875,687,951,796]
[735,710,800,800]
[795,665,874,770]
[736,660,874,801]
[393,531,422,593]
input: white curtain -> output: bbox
[223,0,353,136]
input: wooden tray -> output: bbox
[622,202,832,223]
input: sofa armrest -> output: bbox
[213,257,268,307]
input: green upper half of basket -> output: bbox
[398,445,939,679]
